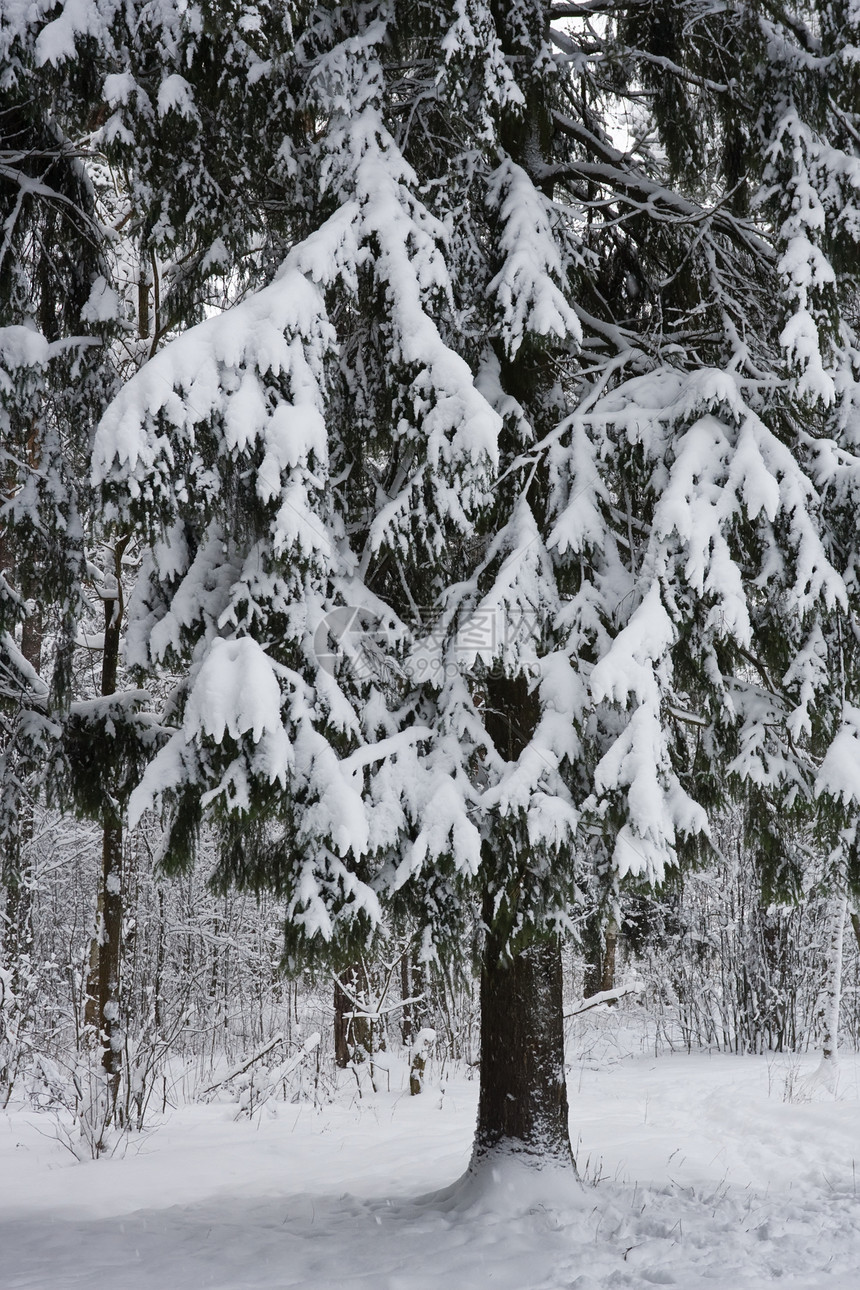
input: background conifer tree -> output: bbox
[1,2,121,997]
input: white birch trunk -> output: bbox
[817,894,847,1092]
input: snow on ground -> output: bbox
[3,1032,860,1289]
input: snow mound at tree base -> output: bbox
[419,1150,581,1218]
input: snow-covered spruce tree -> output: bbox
[3,0,301,1094]
[0,4,174,1111]
[0,3,124,994]
[93,0,860,1171]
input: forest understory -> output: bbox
[3,802,860,1150]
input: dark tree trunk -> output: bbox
[475,674,574,1167]
[333,965,371,1068]
[600,914,618,998]
[581,911,602,1000]
[94,536,129,1111]
[399,952,412,1047]
[333,976,351,1069]
[84,904,101,1032]
[1,456,41,992]
[851,909,860,956]
[99,818,123,1101]
[1,604,41,996]
[474,932,572,1168]
[2,841,32,996]
[153,885,166,1032]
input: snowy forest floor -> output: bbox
[3,1039,860,1289]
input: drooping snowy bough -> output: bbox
[85,0,860,1171]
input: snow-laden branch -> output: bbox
[564,981,645,1018]
[198,1032,320,1098]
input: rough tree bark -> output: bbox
[333,963,372,1069]
[474,668,574,1169]
[601,914,619,997]
[0,452,42,998]
[2,618,41,992]
[582,909,619,1001]
[93,535,129,1111]
[333,975,351,1069]
[475,922,572,1166]
[399,952,413,1048]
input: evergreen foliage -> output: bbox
[1,2,123,886]
[9,0,860,1160]
[92,0,860,954]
